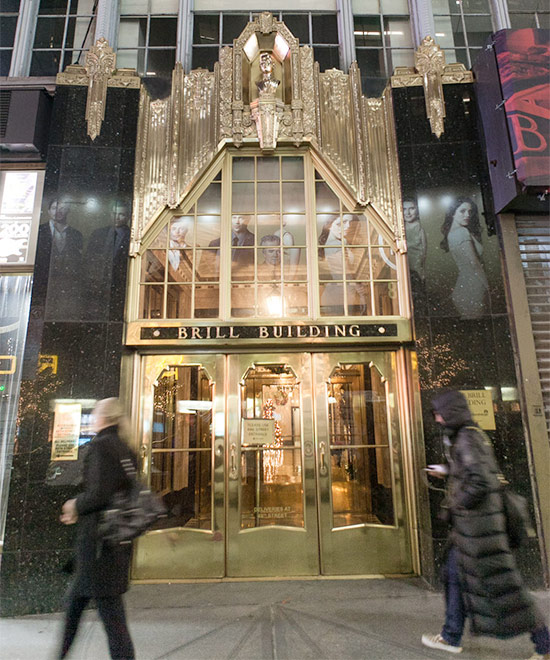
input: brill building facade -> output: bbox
[0,0,549,615]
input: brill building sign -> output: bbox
[140,323,398,342]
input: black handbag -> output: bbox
[98,457,166,547]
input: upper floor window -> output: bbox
[117,0,178,76]
[137,152,401,322]
[353,0,414,96]
[432,0,493,69]
[30,0,96,76]
[192,12,340,73]
[0,1,20,76]
[508,0,550,29]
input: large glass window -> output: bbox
[508,0,550,29]
[0,170,44,268]
[192,12,339,72]
[353,0,414,96]
[0,275,33,553]
[230,155,308,319]
[432,0,493,69]
[30,0,96,76]
[118,0,178,76]
[0,0,20,76]
[140,174,221,320]
[137,153,402,321]
[315,171,399,317]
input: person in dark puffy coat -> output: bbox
[421,390,549,659]
[58,398,136,659]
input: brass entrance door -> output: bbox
[132,351,412,580]
[226,353,319,576]
[132,354,225,579]
[313,352,412,575]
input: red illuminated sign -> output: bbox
[494,29,550,188]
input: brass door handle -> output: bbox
[319,441,328,476]
[229,442,238,480]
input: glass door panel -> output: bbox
[132,354,225,579]
[314,352,412,575]
[226,353,319,576]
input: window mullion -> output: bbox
[59,5,71,73]
[9,0,39,76]
[459,5,471,69]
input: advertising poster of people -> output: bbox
[403,190,502,320]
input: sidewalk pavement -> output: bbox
[1,578,548,660]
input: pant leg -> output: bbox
[441,546,466,647]
[59,586,90,659]
[531,625,550,655]
[96,594,135,660]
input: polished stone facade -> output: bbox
[392,82,544,586]
[0,84,139,616]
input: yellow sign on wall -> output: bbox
[38,354,58,374]
[51,402,81,460]
[243,419,275,445]
[460,390,496,430]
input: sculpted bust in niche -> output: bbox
[256,53,280,98]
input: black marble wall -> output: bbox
[392,83,544,587]
[0,84,139,616]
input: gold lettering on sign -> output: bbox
[349,324,360,337]
[296,326,307,338]
[259,327,269,338]
[178,327,188,339]
[191,327,202,339]
[216,327,227,338]
[309,326,321,337]
[229,327,240,338]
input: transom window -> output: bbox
[137,152,402,321]
[432,0,494,69]
[508,0,550,29]
[118,0,178,77]
[30,0,96,76]
[0,0,20,76]
[192,12,340,72]
[353,0,415,97]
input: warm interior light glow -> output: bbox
[244,33,259,60]
[274,33,290,60]
[177,400,213,412]
[266,293,283,316]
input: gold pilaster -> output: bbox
[391,36,473,139]
[56,38,139,141]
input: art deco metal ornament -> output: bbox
[130,12,410,250]
[391,36,473,138]
[414,36,446,138]
[84,37,116,141]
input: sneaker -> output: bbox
[525,654,550,660]
[421,633,463,654]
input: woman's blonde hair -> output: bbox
[93,397,132,443]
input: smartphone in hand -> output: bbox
[424,464,449,476]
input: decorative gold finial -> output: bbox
[84,38,116,140]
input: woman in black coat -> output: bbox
[422,390,549,659]
[59,398,136,659]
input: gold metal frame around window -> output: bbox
[127,145,412,328]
